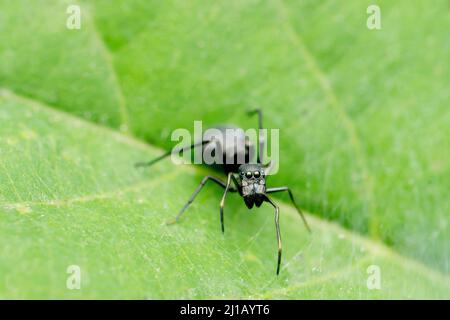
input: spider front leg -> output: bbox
[266,186,311,233]
[219,172,234,234]
[264,195,282,275]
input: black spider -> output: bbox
[136,109,310,275]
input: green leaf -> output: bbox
[0,89,449,298]
[0,0,448,298]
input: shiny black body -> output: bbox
[136,109,310,275]
[201,124,255,174]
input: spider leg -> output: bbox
[219,172,234,234]
[264,195,282,275]
[231,173,243,196]
[135,140,211,168]
[167,175,236,227]
[247,108,265,164]
[263,159,274,176]
[266,186,311,233]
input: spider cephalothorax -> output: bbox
[238,163,266,208]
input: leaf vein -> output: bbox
[273,0,378,237]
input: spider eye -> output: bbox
[245,171,252,178]
[253,171,260,178]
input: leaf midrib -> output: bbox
[82,4,131,132]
